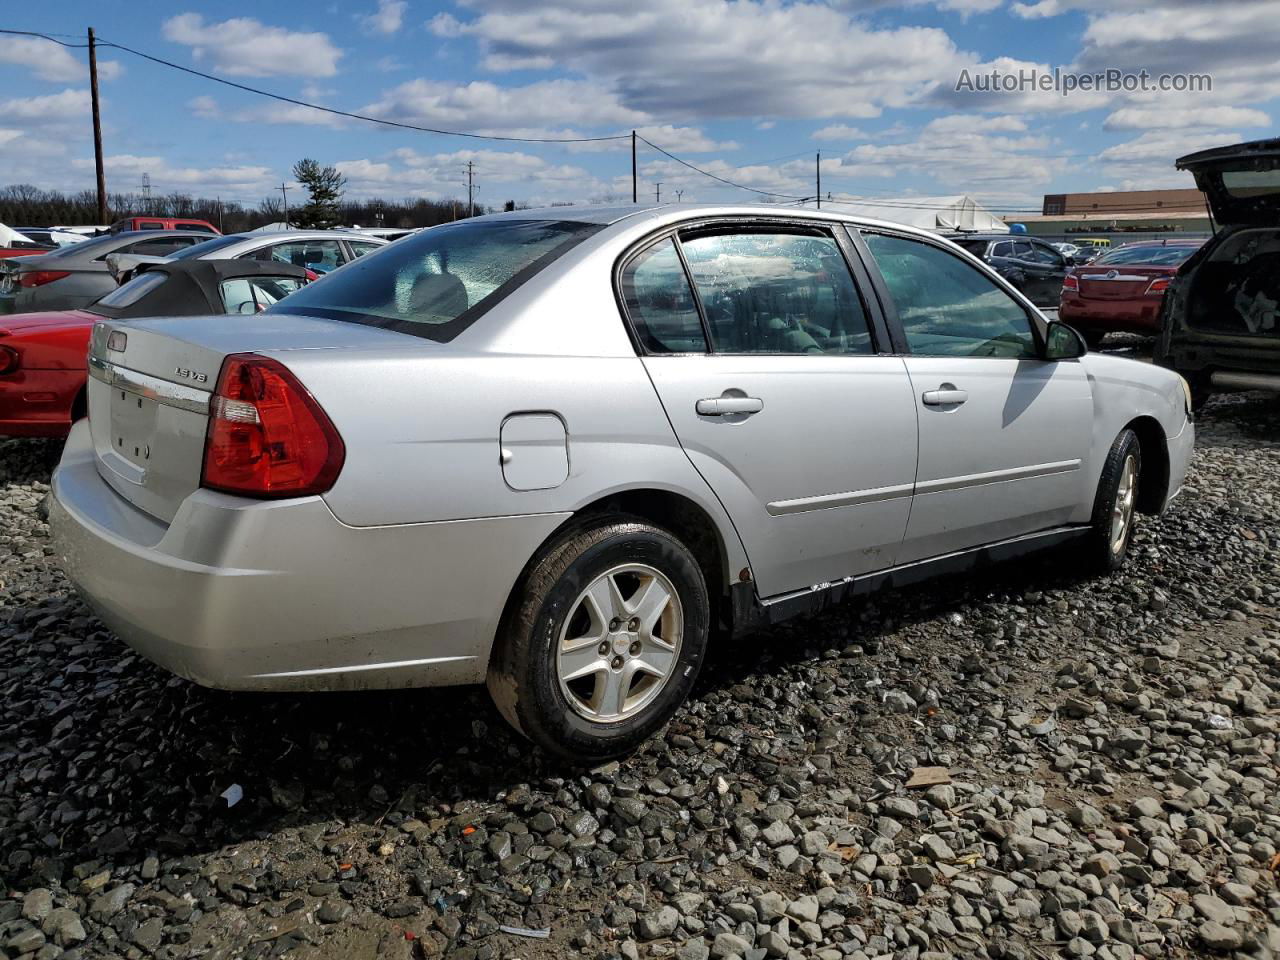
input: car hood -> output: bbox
[1177,137,1280,227]
[0,309,98,336]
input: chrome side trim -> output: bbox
[249,655,474,679]
[915,459,1080,496]
[767,481,914,516]
[88,355,210,415]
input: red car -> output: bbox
[1060,239,1205,348]
[109,216,221,234]
[0,260,307,437]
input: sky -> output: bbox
[0,0,1275,217]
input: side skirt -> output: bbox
[731,525,1090,634]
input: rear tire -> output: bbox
[487,516,710,763]
[1081,429,1142,574]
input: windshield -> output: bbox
[1093,244,1200,267]
[267,219,601,342]
[169,235,244,260]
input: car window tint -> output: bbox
[1026,242,1063,265]
[621,238,707,354]
[94,270,167,308]
[1093,245,1199,266]
[260,240,344,273]
[990,241,1012,258]
[679,231,874,355]
[864,233,1038,359]
[124,237,200,257]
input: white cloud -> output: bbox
[0,35,121,83]
[360,77,647,133]
[1104,105,1270,132]
[188,95,219,118]
[361,0,407,35]
[0,89,90,125]
[812,125,870,142]
[72,154,276,193]
[162,13,343,78]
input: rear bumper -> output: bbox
[49,420,569,691]
[1060,296,1161,333]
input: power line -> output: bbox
[637,135,809,201]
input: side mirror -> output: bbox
[1045,320,1087,359]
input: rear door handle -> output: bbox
[922,387,968,406]
[696,396,764,416]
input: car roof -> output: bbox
[224,230,387,242]
[458,202,981,246]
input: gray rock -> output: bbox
[89,883,135,922]
[1199,921,1243,951]
[786,895,819,924]
[637,905,680,940]
[711,931,752,959]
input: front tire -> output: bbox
[487,516,710,763]
[1082,429,1142,574]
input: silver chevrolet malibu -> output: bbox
[49,205,1194,761]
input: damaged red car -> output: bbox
[1059,239,1204,349]
[0,260,308,437]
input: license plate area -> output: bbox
[109,387,160,473]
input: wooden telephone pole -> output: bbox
[88,28,107,224]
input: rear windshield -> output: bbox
[1093,244,1201,267]
[1222,167,1280,198]
[39,233,119,259]
[267,218,601,342]
[170,235,244,260]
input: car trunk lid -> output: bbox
[86,312,415,522]
[1177,137,1280,227]
[1076,265,1173,300]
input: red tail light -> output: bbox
[0,344,18,375]
[1145,277,1171,295]
[19,270,70,288]
[1062,273,1079,293]
[201,354,344,498]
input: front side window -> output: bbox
[620,238,707,353]
[220,276,306,314]
[258,239,344,273]
[267,219,601,342]
[1026,241,1064,265]
[863,232,1038,359]
[679,231,874,355]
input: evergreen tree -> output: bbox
[290,158,347,228]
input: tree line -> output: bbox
[0,182,486,234]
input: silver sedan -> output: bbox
[49,204,1194,761]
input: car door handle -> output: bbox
[696,396,764,416]
[921,386,968,406]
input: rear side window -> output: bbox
[269,219,601,342]
[864,232,1037,359]
[125,236,201,257]
[221,276,306,314]
[680,231,874,355]
[620,239,707,353]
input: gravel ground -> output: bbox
[1,388,1278,960]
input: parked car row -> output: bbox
[42,203,1193,760]
[0,260,309,437]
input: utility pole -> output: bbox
[280,183,290,227]
[654,182,662,203]
[816,152,821,211]
[631,130,637,204]
[87,28,107,224]
[140,173,151,215]
[216,196,224,233]
[675,190,684,203]
[466,161,475,218]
